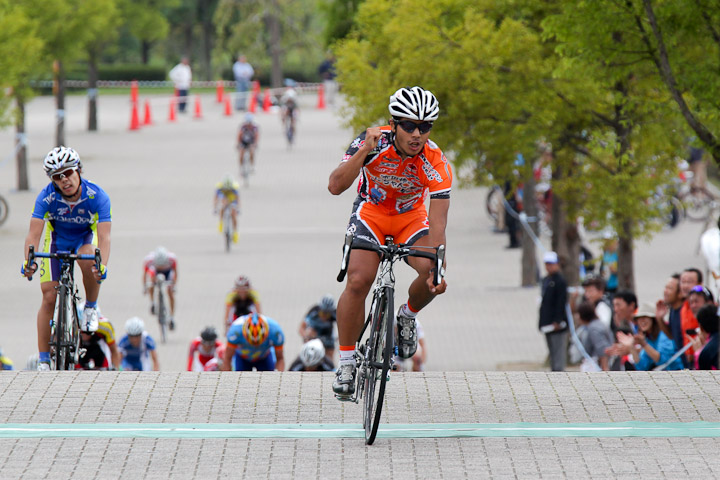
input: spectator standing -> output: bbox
[539,251,568,371]
[687,146,708,192]
[581,275,613,330]
[599,234,619,294]
[232,55,254,111]
[694,305,719,370]
[577,302,613,371]
[655,274,684,364]
[679,268,702,363]
[169,56,192,113]
[318,52,337,106]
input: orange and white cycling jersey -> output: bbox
[342,126,452,215]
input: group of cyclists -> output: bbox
[18,86,449,400]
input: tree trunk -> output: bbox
[200,0,214,81]
[141,41,151,65]
[267,1,283,88]
[617,219,635,292]
[55,60,66,146]
[88,51,99,131]
[15,93,29,191]
[521,169,539,286]
[550,159,579,285]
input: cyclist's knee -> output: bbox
[344,271,373,297]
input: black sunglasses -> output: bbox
[395,119,433,134]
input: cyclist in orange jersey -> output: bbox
[328,86,451,398]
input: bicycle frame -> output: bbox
[27,245,101,370]
[336,232,445,444]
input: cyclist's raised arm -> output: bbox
[328,127,381,195]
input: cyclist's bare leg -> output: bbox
[238,147,247,169]
[249,145,256,167]
[167,286,175,316]
[406,236,445,311]
[37,281,58,351]
[336,249,380,346]
[231,208,238,231]
[77,244,100,302]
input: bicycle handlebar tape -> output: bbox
[337,232,354,282]
[26,245,35,281]
[434,245,446,286]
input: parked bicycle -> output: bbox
[336,232,445,445]
[26,245,101,370]
[0,192,8,227]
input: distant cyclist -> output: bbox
[224,275,262,333]
[288,339,335,372]
[118,317,159,371]
[22,146,111,371]
[221,313,285,371]
[0,347,13,371]
[76,307,121,370]
[187,326,224,371]
[328,86,451,398]
[299,294,337,361]
[237,113,259,172]
[143,246,177,330]
[214,175,240,244]
[280,85,299,145]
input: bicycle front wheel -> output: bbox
[158,290,168,343]
[54,284,72,370]
[683,188,713,221]
[363,287,394,445]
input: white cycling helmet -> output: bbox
[244,112,255,123]
[125,317,145,336]
[43,146,82,176]
[300,339,325,367]
[154,246,170,268]
[388,86,439,121]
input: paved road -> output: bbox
[0,92,718,479]
[0,92,712,371]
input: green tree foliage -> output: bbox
[0,0,43,125]
[321,0,365,47]
[214,0,326,86]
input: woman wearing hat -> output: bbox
[616,302,683,371]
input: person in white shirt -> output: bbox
[232,55,254,111]
[169,56,192,113]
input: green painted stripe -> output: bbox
[1,422,720,439]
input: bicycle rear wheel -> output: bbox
[363,287,393,445]
[0,195,8,227]
[224,209,232,252]
[683,188,713,221]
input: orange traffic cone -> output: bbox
[142,99,153,125]
[317,84,326,110]
[216,81,224,103]
[129,101,140,130]
[130,80,139,104]
[262,88,271,112]
[194,96,203,119]
[248,91,258,113]
[168,97,176,122]
[224,95,232,116]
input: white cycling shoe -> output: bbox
[83,307,99,332]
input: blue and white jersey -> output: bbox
[31,178,112,242]
[118,332,156,371]
[227,315,284,361]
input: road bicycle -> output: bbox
[336,232,445,445]
[27,245,101,370]
[283,110,296,148]
[0,192,8,227]
[222,204,234,252]
[149,273,171,343]
[239,148,251,188]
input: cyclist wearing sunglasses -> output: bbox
[328,86,451,397]
[21,146,111,370]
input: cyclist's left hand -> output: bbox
[92,264,108,282]
[427,272,447,295]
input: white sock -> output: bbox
[338,348,355,366]
[401,303,417,318]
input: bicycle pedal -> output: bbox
[78,348,87,358]
[334,393,354,402]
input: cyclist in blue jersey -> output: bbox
[221,312,285,371]
[22,146,111,371]
[0,347,13,371]
[118,317,159,371]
